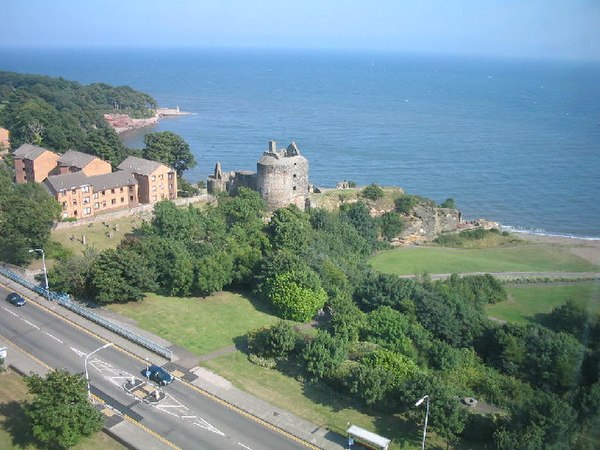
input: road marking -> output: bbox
[238,443,253,450]
[22,319,40,330]
[70,346,87,357]
[2,306,19,317]
[43,331,63,343]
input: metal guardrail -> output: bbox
[0,267,172,360]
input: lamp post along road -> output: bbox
[415,395,430,450]
[28,248,48,298]
[85,342,113,401]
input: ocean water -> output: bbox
[1,48,599,238]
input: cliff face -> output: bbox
[396,203,461,245]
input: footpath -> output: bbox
[0,273,346,450]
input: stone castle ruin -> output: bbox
[207,140,310,210]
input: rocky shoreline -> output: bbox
[104,107,191,134]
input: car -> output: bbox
[145,364,174,386]
[6,293,26,307]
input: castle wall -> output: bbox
[257,153,309,210]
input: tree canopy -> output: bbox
[142,131,196,176]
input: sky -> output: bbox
[2,0,600,61]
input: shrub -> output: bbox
[394,195,419,214]
[361,183,384,201]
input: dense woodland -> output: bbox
[44,188,600,449]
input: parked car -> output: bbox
[6,293,26,307]
[145,364,174,386]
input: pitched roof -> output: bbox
[13,144,55,160]
[87,171,138,191]
[43,172,90,195]
[58,150,98,168]
[117,156,167,176]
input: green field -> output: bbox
[202,352,443,450]
[486,282,600,323]
[107,291,280,355]
[0,371,125,450]
[370,246,598,275]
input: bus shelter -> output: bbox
[346,424,391,450]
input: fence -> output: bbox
[0,267,172,360]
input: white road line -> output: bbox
[238,443,253,450]
[22,319,40,330]
[181,415,197,419]
[2,307,19,317]
[43,331,63,343]
[70,347,87,357]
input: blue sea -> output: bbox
[1,48,599,238]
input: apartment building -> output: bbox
[44,171,139,219]
[117,156,177,203]
[56,150,112,176]
[13,144,60,183]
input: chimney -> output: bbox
[268,141,277,153]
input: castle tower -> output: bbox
[257,140,309,210]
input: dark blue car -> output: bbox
[145,364,174,386]
[6,293,26,307]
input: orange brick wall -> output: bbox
[82,158,112,176]
[14,151,60,184]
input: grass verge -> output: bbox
[0,370,125,450]
[370,245,598,275]
[486,282,600,324]
[107,291,280,355]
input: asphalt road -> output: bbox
[0,285,307,450]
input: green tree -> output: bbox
[247,321,298,358]
[262,270,327,322]
[142,131,196,176]
[23,370,103,449]
[378,211,405,240]
[394,195,419,214]
[361,183,384,200]
[268,204,312,254]
[302,330,348,380]
[340,201,377,249]
[88,248,157,303]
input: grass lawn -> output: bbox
[486,282,600,323]
[202,351,449,450]
[370,245,599,276]
[0,370,125,450]
[51,215,143,256]
[107,291,281,355]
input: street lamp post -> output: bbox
[84,342,113,401]
[415,395,430,450]
[29,248,48,299]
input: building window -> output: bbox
[62,202,67,209]
[151,175,156,181]
[83,207,91,215]
[293,186,297,191]
[72,189,77,194]
[83,197,90,204]
[129,185,134,191]
[120,187,124,192]
[152,195,157,201]
[293,174,297,178]
[160,184,164,190]
[94,202,99,209]
[121,197,124,203]
[111,198,116,205]
[101,190,105,196]
[169,184,173,189]
[130,195,134,201]
[102,201,106,207]
[168,173,173,179]
[111,189,115,194]
[159,174,163,180]
[161,194,165,199]
[93,192,99,199]
[82,185,89,193]
[73,200,77,205]
[152,185,156,191]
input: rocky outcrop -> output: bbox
[394,203,461,245]
[104,113,159,134]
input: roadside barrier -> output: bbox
[0,267,172,360]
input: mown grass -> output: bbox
[202,351,449,450]
[0,370,125,450]
[107,291,281,355]
[370,246,599,276]
[486,282,600,323]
